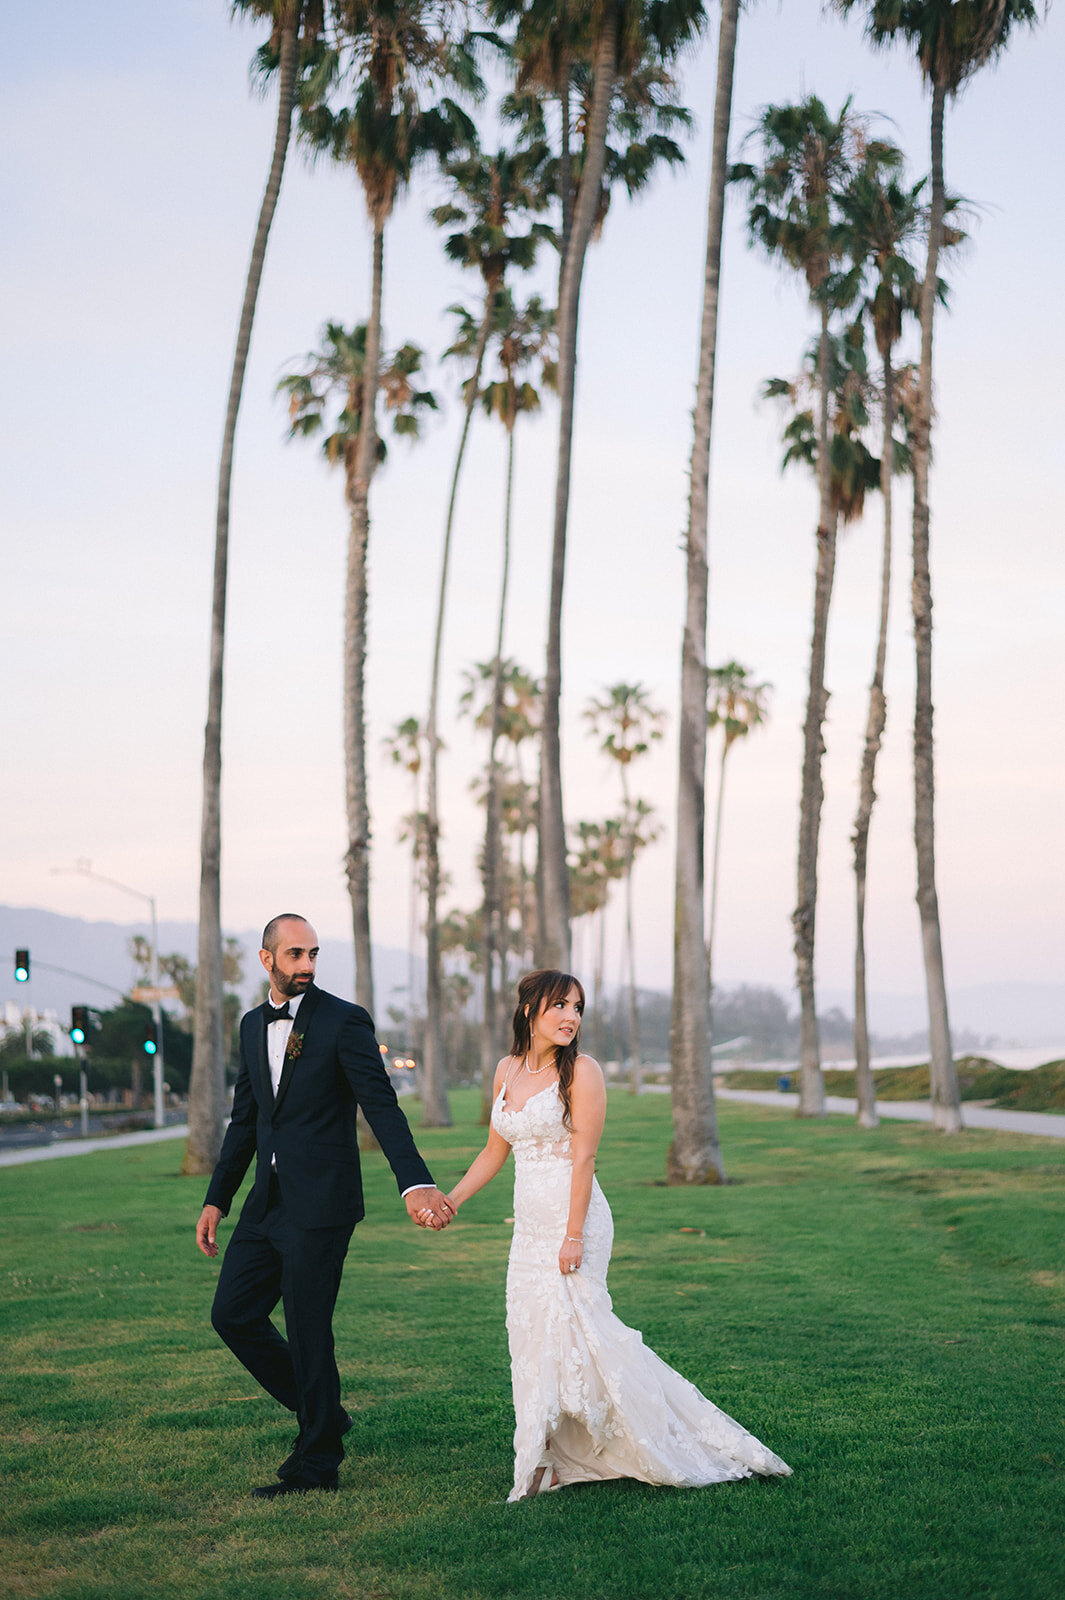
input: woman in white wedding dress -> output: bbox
[443,969,790,1501]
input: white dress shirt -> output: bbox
[265,990,303,1098]
[264,989,429,1200]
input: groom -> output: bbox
[196,913,452,1498]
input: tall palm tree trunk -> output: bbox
[703,736,729,985]
[851,346,895,1131]
[184,6,300,1176]
[480,421,517,1122]
[423,298,494,1128]
[345,220,385,1018]
[558,40,573,298]
[516,762,532,961]
[594,900,606,1060]
[620,770,641,1095]
[537,1,618,971]
[793,300,834,1120]
[668,0,738,1186]
[914,82,961,1132]
[706,734,729,1002]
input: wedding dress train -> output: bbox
[492,1079,791,1501]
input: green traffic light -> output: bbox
[144,1039,157,1056]
[71,1027,86,1045]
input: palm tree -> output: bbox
[279,322,435,1012]
[486,2,586,287]
[764,320,885,1113]
[383,715,425,1019]
[732,98,865,1119]
[455,294,555,1118]
[568,815,627,1058]
[495,7,695,291]
[497,665,542,961]
[837,0,1040,1132]
[185,0,322,1177]
[583,683,665,1092]
[669,0,740,1187]
[420,145,553,1129]
[494,2,705,969]
[835,146,927,1129]
[297,1,478,1016]
[705,662,771,1001]
[534,0,617,970]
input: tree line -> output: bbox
[183,0,1042,1183]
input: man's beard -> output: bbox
[273,970,311,999]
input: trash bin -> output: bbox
[776,1074,791,1092]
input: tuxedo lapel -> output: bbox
[272,984,321,1120]
[257,1011,273,1106]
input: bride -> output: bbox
[441,969,791,1501]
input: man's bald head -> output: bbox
[259,916,319,1001]
[262,914,312,955]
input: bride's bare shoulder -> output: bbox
[494,1054,517,1087]
[573,1052,605,1084]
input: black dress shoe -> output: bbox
[277,1409,353,1480]
[250,1477,338,1499]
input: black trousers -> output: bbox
[211,1174,355,1483]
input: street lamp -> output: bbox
[52,861,167,1129]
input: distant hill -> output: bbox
[4,905,1062,1049]
[816,981,1065,1048]
[0,904,419,1023]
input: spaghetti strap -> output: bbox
[499,1054,522,1109]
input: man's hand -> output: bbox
[404,1187,454,1231]
[196,1205,224,1258]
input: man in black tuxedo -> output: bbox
[196,913,452,1498]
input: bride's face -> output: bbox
[530,985,583,1051]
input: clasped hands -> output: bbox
[404,1186,455,1231]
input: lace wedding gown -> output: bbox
[492,1078,791,1501]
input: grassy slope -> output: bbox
[1,1091,1063,1600]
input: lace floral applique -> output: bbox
[494,1075,791,1502]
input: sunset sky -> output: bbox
[4,1,1062,1008]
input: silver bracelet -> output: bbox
[565,1235,583,1243]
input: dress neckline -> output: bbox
[498,1078,559,1115]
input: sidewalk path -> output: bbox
[0,1124,189,1168]
[715,1087,1065,1139]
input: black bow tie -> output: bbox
[264,1002,291,1025]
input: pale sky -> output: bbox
[3,1,1062,1004]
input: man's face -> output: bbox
[260,920,319,999]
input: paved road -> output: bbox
[0,1124,189,1168]
[715,1087,1065,1139]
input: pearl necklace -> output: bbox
[523,1051,554,1076]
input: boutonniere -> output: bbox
[284,1031,303,1063]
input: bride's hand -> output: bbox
[559,1235,583,1276]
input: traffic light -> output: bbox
[70,1006,89,1046]
[14,949,29,983]
[143,1026,158,1057]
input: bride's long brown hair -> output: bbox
[510,969,586,1129]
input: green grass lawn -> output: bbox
[2,1091,1064,1600]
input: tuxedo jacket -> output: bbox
[204,984,432,1231]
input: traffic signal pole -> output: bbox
[75,1042,89,1137]
[52,865,166,1128]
